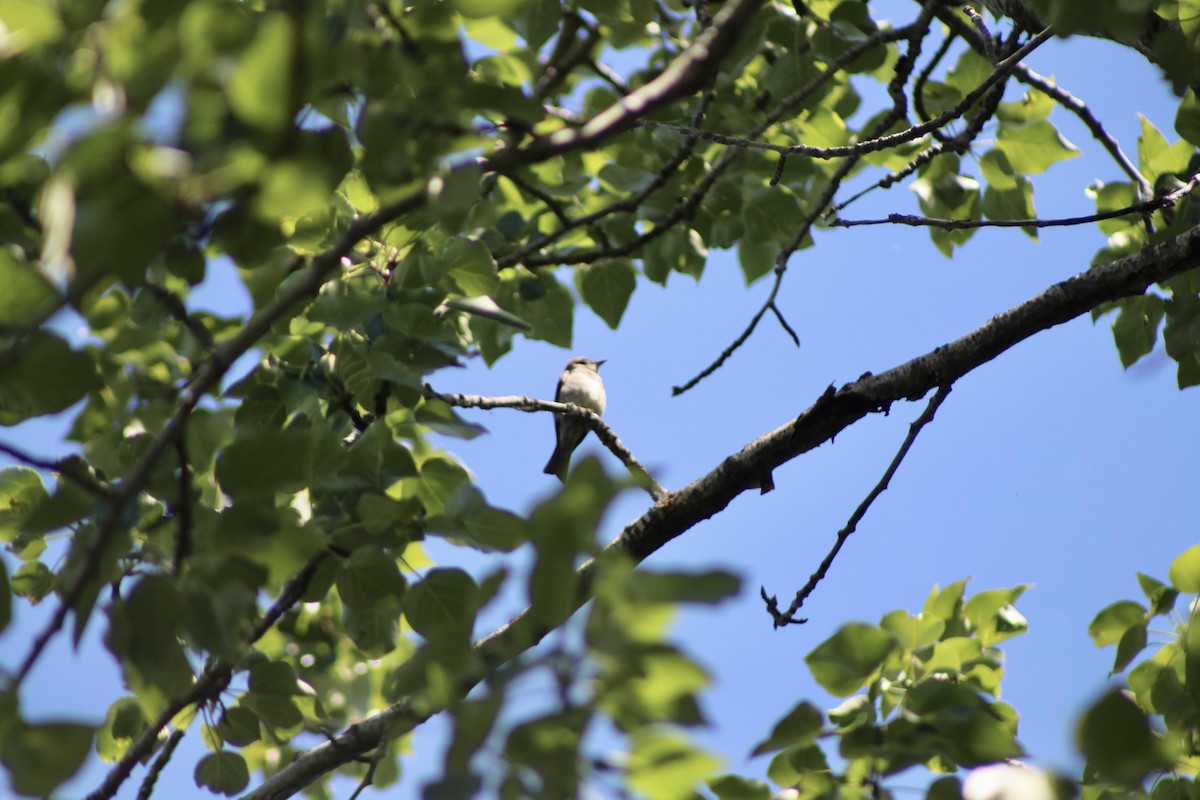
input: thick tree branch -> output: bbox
[423,386,669,502]
[241,216,1200,800]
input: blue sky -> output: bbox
[2,7,1199,799]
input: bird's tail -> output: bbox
[543,447,568,482]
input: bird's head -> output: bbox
[566,357,605,371]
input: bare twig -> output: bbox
[135,729,185,800]
[172,433,192,575]
[1012,65,1152,199]
[0,440,112,498]
[762,385,952,627]
[832,174,1200,230]
[346,748,390,800]
[423,386,669,502]
[146,283,217,350]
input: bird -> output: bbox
[543,357,606,481]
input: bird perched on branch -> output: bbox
[544,357,606,481]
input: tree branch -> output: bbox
[832,174,1200,230]
[762,384,952,628]
[240,215,1200,800]
[135,729,184,800]
[423,386,669,502]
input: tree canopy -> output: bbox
[1,0,1199,799]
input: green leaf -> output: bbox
[404,568,479,646]
[1138,114,1193,181]
[642,226,708,284]
[628,729,722,800]
[342,605,400,656]
[0,332,100,425]
[827,694,874,730]
[96,698,146,762]
[0,721,94,797]
[416,456,471,517]
[106,576,195,704]
[216,706,261,747]
[11,560,55,602]
[442,295,533,331]
[579,259,636,329]
[241,693,303,731]
[629,570,741,605]
[0,466,48,541]
[1169,543,1200,592]
[1137,572,1179,617]
[905,681,1023,765]
[215,428,313,498]
[1087,180,1142,235]
[430,484,527,552]
[446,238,500,296]
[750,701,824,757]
[1175,89,1200,148]
[765,743,829,787]
[1089,601,1148,647]
[995,120,1080,175]
[336,547,407,609]
[963,585,1029,647]
[1185,615,1200,696]
[514,0,559,49]
[515,271,573,347]
[194,751,251,796]
[228,12,295,135]
[1077,688,1171,782]
[248,661,302,696]
[805,623,897,696]
[738,239,777,285]
[707,774,774,800]
[1113,622,1149,674]
[528,460,621,627]
[982,178,1037,239]
[0,251,57,328]
[927,777,964,800]
[0,0,65,54]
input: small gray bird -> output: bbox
[544,357,606,481]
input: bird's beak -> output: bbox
[594,359,606,368]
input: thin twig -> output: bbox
[1012,65,1152,199]
[135,729,185,800]
[423,386,669,502]
[832,174,1200,230]
[172,433,192,575]
[762,384,952,627]
[346,748,390,800]
[146,284,217,350]
[0,440,113,498]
